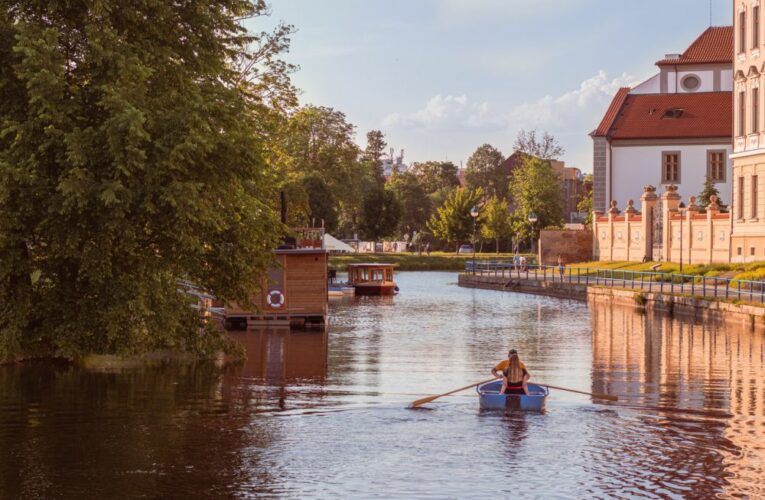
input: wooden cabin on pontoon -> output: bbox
[225,228,328,329]
[347,263,397,296]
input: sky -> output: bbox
[260,0,733,173]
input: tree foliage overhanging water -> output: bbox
[0,1,291,360]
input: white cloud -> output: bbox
[382,94,505,130]
[382,71,636,133]
[507,70,635,129]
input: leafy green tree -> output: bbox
[464,144,507,199]
[0,1,290,359]
[359,185,402,240]
[278,105,367,237]
[410,161,461,194]
[480,196,513,253]
[509,157,564,245]
[698,175,725,211]
[364,130,387,181]
[300,174,338,231]
[513,129,565,160]
[388,172,432,237]
[427,188,483,253]
[577,174,593,225]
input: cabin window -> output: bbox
[707,150,726,182]
[661,152,681,184]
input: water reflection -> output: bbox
[591,303,765,499]
[1,273,764,498]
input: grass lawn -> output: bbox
[567,260,765,282]
[329,252,532,271]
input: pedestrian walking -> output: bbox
[558,255,565,280]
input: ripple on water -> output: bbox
[1,272,764,498]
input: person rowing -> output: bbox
[491,348,530,395]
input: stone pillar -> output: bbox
[640,185,658,261]
[592,210,604,260]
[706,195,721,264]
[686,196,699,265]
[608,200,620,261]
[624,199,638,262]
[661,185,681,262]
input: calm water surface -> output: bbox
[1,272,764,498]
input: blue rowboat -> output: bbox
[476,381,549,411]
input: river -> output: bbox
[1,272,764,498]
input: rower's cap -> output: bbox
[508,349,518,355]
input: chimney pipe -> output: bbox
[280,190,287,224]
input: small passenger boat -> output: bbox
[347,263,397,296]
[476,380,548,411]
[328,284,355,297]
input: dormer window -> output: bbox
[662,108,685,119]
[680,75,700,92]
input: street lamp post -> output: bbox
[528,212,538,255]
[470,206,479,275]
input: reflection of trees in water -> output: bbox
[590,303,765,498]
[0,360,283,498]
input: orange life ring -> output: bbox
[266,290,285,308]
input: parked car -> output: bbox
[458,244,475,254]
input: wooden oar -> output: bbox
[538,383,618,402]
[409,377,497,408]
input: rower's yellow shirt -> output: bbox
[494,359,526,372]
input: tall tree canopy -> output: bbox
[464,144,507,199]
[364,130,387,182]
[359,185,402,241]
[410,161,461,194]
[0,1,291,359]
[513,129,565,160]
[278,105,367,237]
[509,157,564,244]
[427,188,483,253]
[388,171,432,238]
[480,196,513,253]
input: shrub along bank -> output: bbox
[329,252,531,271]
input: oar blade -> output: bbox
[409,395,439,408]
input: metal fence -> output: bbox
[463,261,765,303]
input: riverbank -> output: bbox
[569,260,765,282]
[329,252,531,271]
[458,273,765,328]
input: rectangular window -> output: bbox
[754,88,760,133]
[707,150,726,182]
[662,152,681,184]
[755,6,761,47]
[740,91,747,136]
[738,247,743,256]
[752,247,757,256]
[739,176,745,219]
[753,175,759,218]
[741,11,748,53]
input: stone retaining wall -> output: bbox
[458,274,765,328]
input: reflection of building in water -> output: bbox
[590,301,765,497]
[228,327,328,383]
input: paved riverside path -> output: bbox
[463,266,765,304]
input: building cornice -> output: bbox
[611,138,732,147]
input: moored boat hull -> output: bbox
[477,381,548,411]
[354,283,397,296]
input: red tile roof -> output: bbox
[655,26,733,66]
[607,92,731,140]
[591,87,630,137]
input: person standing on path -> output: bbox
[558,255,565,280]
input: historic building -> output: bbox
[731,1,765,261]
[591,27,734,214]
